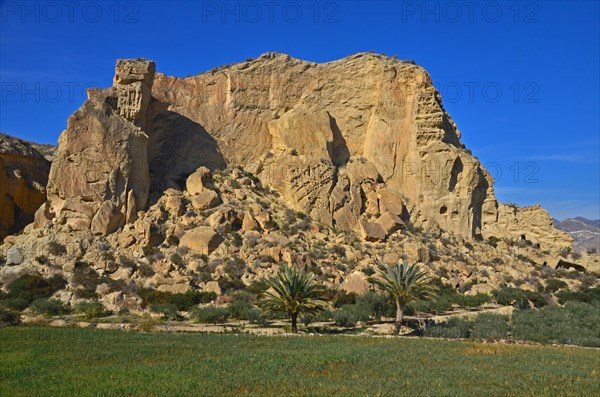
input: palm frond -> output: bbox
[373,261,438,307]
[258,264,327,317]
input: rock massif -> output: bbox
[0,134,50,239]
[2,54,587,315]
[147,53,570,253]
[24,53,569,255]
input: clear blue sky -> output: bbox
[1,1,598,220]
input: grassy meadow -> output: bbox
[1,326,599,396]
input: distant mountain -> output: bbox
[554,217,600,253]
[0,133,56,161]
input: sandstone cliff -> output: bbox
[32,53,570,256]
[146,52,570,253]
[1,54,584,317]
[0,134,50,240]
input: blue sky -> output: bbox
[1,0,598,220]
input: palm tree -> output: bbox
[259,264,327,333]
[372,261,437,335]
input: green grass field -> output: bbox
[1,327,599,396]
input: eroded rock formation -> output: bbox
[0,133,50,239]
[43,59,154,234]
[26,54,570,255]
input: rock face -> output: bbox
[44,59,154,234]
[0,133,51,239]
[9,53,570,255]
[148,52,569,253]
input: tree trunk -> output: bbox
[394,304,404,335]
[291,313,298,334]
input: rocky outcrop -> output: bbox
[0,133,51,240]
[43,59,155,235]
[10,53,570,255]
[147,52,568,252]
[483,204,572,253]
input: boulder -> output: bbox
[186,167,213,195]
[241,212,260,232]
[91,201,125,235]
[190,189,220,211]
[6,246,23,265]
[340,271,370,294]
[376,211,404,235]
[204,281,221,296]
[358,220,386,242]
[180,226,223,255]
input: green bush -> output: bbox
[425,317,472,339]
[470,313,510,339]
[493,287,547,309]
[191,306,229,324]
[30,298,69,316]
[332,307,358,328]
[355,292,392,320]
[72,262,102,299]
[512,302,600,347]
[150,304,181,320]
[0,274,67,310]
[545,278,568,293]
[247,308,270,326]
[139,289,217,311]
[73,301,109,319]
[228,301,256,320]
[0,307,20,326]
[332,291,356,308]
[556,286,600,306]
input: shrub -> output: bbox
[47,241,67,256]
[487,236,500,248]
[361,266,376,277]
[0,307,20,326]
[167,234,180,246]
[228,301,255,320]
[247,307,270,326]
[30,298,69,316]
[191,306,229,324]
[138,289,217,311]
[512,302,600,347]
[470,313,510,340]
[300,313,315,327]
[493,287,547,309]
[150,304,181,320]
[545,278,568,293]
[72,262,102,299]
[556,286,600,306]
[73,301,109,319]
[355,291,391,320]
[0,274,67,310]
[219,278,245,293]
[119,255,137,269]
[224,257,246,279]
[332,291,356,308]
[170,253,186,269]
[35,255,49,264]
[425,317,472,339]
[332,307,358,328]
